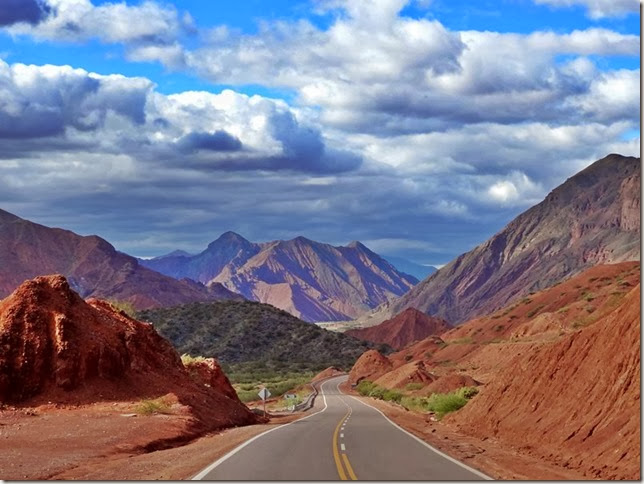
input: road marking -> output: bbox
[341,443,346,451]
[340,433,344,438]
[332,408,350,480]
[342,454,358,481]
[191,378,332,480]
[348,395,492,480]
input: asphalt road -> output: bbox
[194,375,490,481]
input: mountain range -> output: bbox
[358,153,640,326]
[0,209,241,310]
[140,234,418,322]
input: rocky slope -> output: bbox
[0,209,241,310]
[142,234,418,322]
[348,261,640,479]
[360,154,640,326]
[346,307,451,350]
[136,300,390,374]
[0,274,256,431]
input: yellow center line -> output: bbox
[332,408,350,480]
[333,403,358,481]
[342,453,358,481]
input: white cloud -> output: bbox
[534,0,638,19]
[5,0,191,62]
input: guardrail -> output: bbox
[292,381,318,412]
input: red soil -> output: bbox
[0,275,257,433]
[312,366,345,381]
[346,308,451,350]
[421,374,480,395]
[450,284,640,480]
[347,349,393,385]
[374,360,435,389]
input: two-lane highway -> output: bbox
[194,375,489,481]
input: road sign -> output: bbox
[258,388,271,400]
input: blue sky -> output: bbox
[0,0,639,266]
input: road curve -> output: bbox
[193,375,490,481]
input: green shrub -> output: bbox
[356,380,376,396]
[425,392,468,418]
[526,305,545,318]
[449,337,473,345]
[108,300,137,317]
[368,386,386,400]
[382,389,403,403]
[405,382,424,391]
[136,397,172,415]
[455,386,479,399]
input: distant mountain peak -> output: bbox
[346,240,366,249]
[141,232,418,322]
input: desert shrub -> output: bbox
[449,337,473,345]
[424,351,433,359]
[368,386,386,400]
[425,392,468,418]
[400,396,427,412]
[404,354,413,361]
[494,325,504,332]
[382,389,403,403]
[136,397,172,415]
[526,305,545,318]
[405,382,424,391]
[356,380,376,396]
[455,386,479,399]
[108,300,137,317]
[181,353,206,365]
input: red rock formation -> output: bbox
[422,374,479,395]
[312,367,345,381]
[0,275,256,430]
[183,358,237,400]
[346,308,451,350]
[450,284,640,480]
[348,350,393,385]
[374,360,436,389]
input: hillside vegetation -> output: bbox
[137,300,389,378]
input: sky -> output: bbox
[0,0,639,266]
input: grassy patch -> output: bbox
[526,305,545,318]
[556,305,569,314]
[582,291,595,302]
[136,397,173,416]
[107,300,137,318]
[405,382,425,391]
[180,353,207,365]
[448,337,473,344]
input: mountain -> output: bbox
[141,235,418,322]
[136,300,391,374]
[382,256,437,280]
[0,274,256,429]
[346,308,451,350]
[359,154,640,326]
[0,209,242,310]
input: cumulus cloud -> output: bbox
[180,2,637,137]
[0,60,361,173]
[534,0,638,19]
[3,0,192,66]
[0,0,52,26]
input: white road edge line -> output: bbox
[191,378,332,480]
[349,394,493,480]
